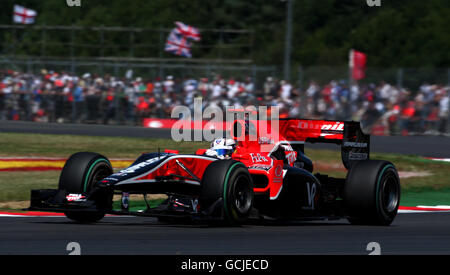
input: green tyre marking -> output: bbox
[375,164,395,218]
[83,158,110,192]
[223,162,245,223]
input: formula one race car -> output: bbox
[28,118,401,226]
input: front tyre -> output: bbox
[200,160,254,225]
[59,152,113,223]
[64,211,106,223]
[344,160,401,226]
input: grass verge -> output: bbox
[0,132,206,158]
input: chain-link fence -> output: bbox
[297,66,450,92]
[0,24,254,61]
[0,57,278,87]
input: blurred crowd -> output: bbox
[0,69,449,136]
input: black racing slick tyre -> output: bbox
[344,160,401,226]
[200,160,254,225]
[59,152,113,223]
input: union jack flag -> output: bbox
[165,29,192,58]
[175,21,201,42]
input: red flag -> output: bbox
[349,50,367,80]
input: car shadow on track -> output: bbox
[29,217,352,228]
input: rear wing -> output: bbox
[232,118,370,170]
[278,119,370,169]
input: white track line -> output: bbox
[427,158,450,163]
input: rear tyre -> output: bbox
[344,160,401,226]
[200,160,254,225]
[59,152,113,223]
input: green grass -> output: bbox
[0,132,449,209]
[401,189,450,206]
[0,171,60,202]
[0,133,207,158]
[112,198,166,212]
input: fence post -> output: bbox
[70,25,75,59]
[283,0,293,82]
[26,58,32,73]
[206,63,211,80]
[129,30,135,58]
[114,62,119,78]
[99,27,104,57]
[41,24,46,57]
[448,68,450,87]
[218,28,224,60]
[71,60,77,75]
[70,25,76,74]
[97,59,103,76]
[159,63,164,80]
[397,68,403,89]
[179,64,184,80]
[298,66,303,91]
[251,65,256,87]
[159,27,164,59]
[12,27,17,56]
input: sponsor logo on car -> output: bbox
[66,194,86,202]
[248,165,272,171]
[343,142,368,148]
[250,153,268,163]
[321,122,344,132]
[302,182,317,210]
[118,156,163,174]
[285,151,297,166]
[258,137,274,145]
[102,177,119,181]
[297,121,344,132]
[349,152,368,160]
[274,165,283,177]
[273,165,284,183]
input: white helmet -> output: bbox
[206,138,236,159]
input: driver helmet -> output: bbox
[209,138,236,159]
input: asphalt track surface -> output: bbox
[0,213,450,255]
[1,120,449,157]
